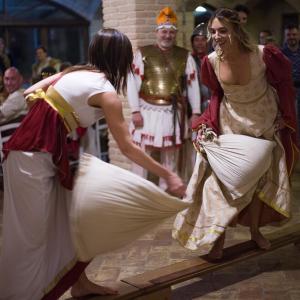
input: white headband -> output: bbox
[156,24,177,30]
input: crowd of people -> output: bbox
[0,40,72,123]
[0,4,299,300]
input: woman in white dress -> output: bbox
[0,29,186,300]
[173,8,298,259]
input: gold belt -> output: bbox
[139,93,173,105]
[25,86,80,133]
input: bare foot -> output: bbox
[251,230,271,250]
[71,272,118,298]
[207,233,225,260]
[207,248,223,260]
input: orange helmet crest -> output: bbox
[156,7,177,30]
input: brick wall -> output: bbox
[102,0,177,169]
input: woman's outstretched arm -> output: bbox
[88,91,186,197]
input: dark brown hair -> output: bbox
[36,46,47,53]
[63,28,133,94]
[233,4,250,16]
[285,23,299,31]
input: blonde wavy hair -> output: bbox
[207,7,255,53]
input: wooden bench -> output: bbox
[91,223,300,300]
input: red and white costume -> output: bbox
[127,47,201,187]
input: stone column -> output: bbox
[102,0,176,169]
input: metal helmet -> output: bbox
[191,23,208,41]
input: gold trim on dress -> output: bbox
[173,227,224,246]
[176,212,226,233]
[25,86,80,133]
[42,256,77,295]
[258,191,290,218]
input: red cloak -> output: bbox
[192,45,299,176]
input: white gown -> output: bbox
[0,71,189,300]
[173,46,291,250]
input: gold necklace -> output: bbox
[216,47,224,61]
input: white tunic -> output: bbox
[0,71,190,300]
[0,89,27,124]
[54,71,115,127]
[127,49,201,148]
[0,71,115,300]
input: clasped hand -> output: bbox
[193,124,217,153]
[165,173,186,198]
[132,112,143,128]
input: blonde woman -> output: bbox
[173,8,298,259]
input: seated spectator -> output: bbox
[31,46,60,83]
[40,66,57,80]
[0,67,27,125]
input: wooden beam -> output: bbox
[92,223,300,300]
[88,282,138,300]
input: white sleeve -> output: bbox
[186,53,201,114]
[127,50,143,113]
[0,91,26,121]
[87,76,116,98]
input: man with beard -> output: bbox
[282,24,300,134]
[127,7,201,188]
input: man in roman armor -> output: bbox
[127,7,201,188]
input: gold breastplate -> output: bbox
[140,45,188,105]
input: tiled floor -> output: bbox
[0,167,300,300]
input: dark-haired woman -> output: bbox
[0,29,185,299]
[173,8,298,259]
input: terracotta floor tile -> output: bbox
[1,167,300,300]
